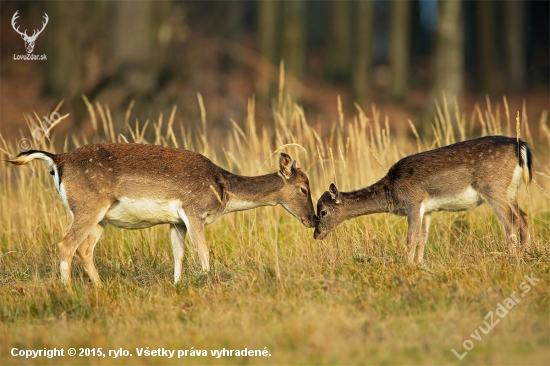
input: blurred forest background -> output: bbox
[0,0,548,143]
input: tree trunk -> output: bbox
[389,0,412,101]
[224,1,245,42]
[476,0,498,92]
[42,2,112,127]
[325,0,351,82]
[504,1,525,91]
[351,0,375,106]
[112,1,157,93]
[425,0,464,127]
[257,0,280,103]
[281,0,306,83]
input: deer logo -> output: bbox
[11,11,49,54]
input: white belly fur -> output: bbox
[424,186,483,213]
[105,198,183,229]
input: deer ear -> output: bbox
[279,153,294,179]
[328,183,341,204]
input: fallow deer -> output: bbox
[314,136,533,263]
[8,143,316,286]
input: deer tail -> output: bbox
[518,142,532,187]
[6,150,57,169]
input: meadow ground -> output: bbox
[1,94,549,365]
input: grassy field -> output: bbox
[1,93,549,365]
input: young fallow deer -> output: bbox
[314,136,532,263]
[8,143,316,286]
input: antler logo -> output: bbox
[11,11,49,54]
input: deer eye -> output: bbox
[300,187,308,195]
[320,210,327,217]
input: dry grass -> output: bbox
[0,90,549,365]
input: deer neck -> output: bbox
[223,172,284,213]
[341,179,392,220]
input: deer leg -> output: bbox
[170,224,187,283]
[76,223,105,287]
[58,207,109,285]
[406,207,424,264]
[484,197,521,250]
[58,230,83,286]
[187,222,209,271]
[58,222,99,285]
[518,207,530,247]
[178,210,209,271]
[511,201,531,247]
[416,214,431,263]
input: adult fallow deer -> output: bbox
[8,143,316,286]
[314,136,532,263]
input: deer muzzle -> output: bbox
[301,214,317,228]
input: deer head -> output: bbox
[314,183,344,239]
[278,152,317,228]
[12,11,49,54]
